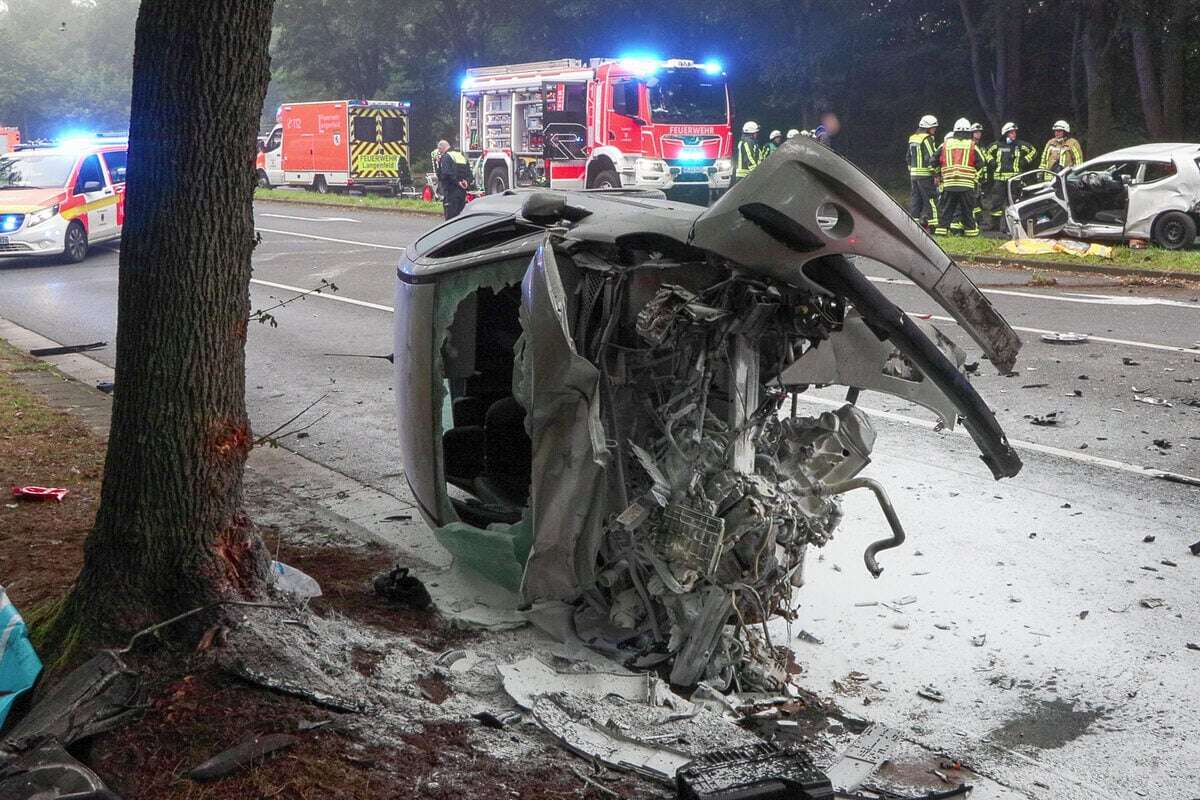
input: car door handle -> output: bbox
[103,189,113,195]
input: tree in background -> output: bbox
[39,0,275,650]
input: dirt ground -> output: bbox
[0,347,650,799]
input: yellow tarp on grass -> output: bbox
[1001,238,1115,259]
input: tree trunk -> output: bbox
[45,0,275,648]
[1129,9,1166,138]
[1081,0,1117,153]
[1160,0,1188,139]
[958,0,1000,133]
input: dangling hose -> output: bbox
[822,477,906,578]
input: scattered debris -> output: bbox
[1020,383,1049,389]
[1041,332,1089,344]
[10,486,69,502]
[28,341,106,357]
[1155,472,1200,488]
[187,733,297,782]
[382,514,412,522]
[269,560,322,599]
[1191,540,1200,556]
[472,710,522,729]
[1143,535,1156,543]
[971,634,987,646]
[917,685,945,703]
[0,740,117,798]
[1161,559,1177,568]
[1187,643,1200,652]
[96,381,114,394]
[416,672,453,705]
[797,630,824,645]
[372,565,433,611]
[824,724,902,791]
[1078,611,1089,620]
[1140,598,1166,609]
[1134,395,1172,407]
[1026,412,1063,426]
[498,656,689,712]
[676,743,833,800]
[1123,357,1141,366]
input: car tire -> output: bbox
[1152,211,1196,251]
[589,169,620,189]
[485,166,509,195]
[61,221,88,264]
[256,169,271,189]
[311,176,329,194]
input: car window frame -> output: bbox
[73,154,108,194]
[1137,159,1177,185]
[100,149,127,186]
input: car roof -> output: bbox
[5,144,125,158]
[1084,142,1200,163]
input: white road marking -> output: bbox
[255,227,406,251]
[260,213,360,224]
[794,393,1200,484]
[249,278,395,312]
[867,275,1200,310]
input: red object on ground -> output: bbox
[11,486,69,502]
[421,184,434,202]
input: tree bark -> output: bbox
[957,0,1001,133]
[1160,0,1190,139]
[47,0,275,646]
[1081,0,1118,153]
[1129,8,1166,138]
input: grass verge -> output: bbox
[255,187,441,214]
[934,234,1200,276]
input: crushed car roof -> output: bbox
[1080,142,1200,164]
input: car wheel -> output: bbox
[1152,211,1196,251]
[486,166,509,195]
[311,176,329,194]
[62,221,88,264]
[256,170,271,189]
[590,169,620,189]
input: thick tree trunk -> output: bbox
[958,0,1001,133]
[1160,0,1189,139]
[49,0,275,646]
[1129,11,1166,138]
[1081,0,1117,153]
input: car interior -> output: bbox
[1065,160,1138,226]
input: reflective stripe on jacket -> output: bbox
[986,139,1039,179]
[1040,138,1084,172]
[940,137,984,189]
[735,138,763,178]
[907,132,937,177]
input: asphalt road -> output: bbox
[1,199,1198,796]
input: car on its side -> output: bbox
[0,138,127,263]
[1005,142,1200,250]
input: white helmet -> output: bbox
[971,122,983,132]
[953,117,972,133]
[742,121,760,134]
[786,128,800,139]
[769,129,782,140]
[918,114,938,129]
[1001,122,1018,136]
[1052,120,1071,133]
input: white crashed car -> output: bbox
[1006,143,1200,249]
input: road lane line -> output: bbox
[919,313,1198,354]
[793,393,1200,484]
[249,278,395,312]
[867,275,1200,310]
[260,213,360,223]
[255,227,407,251]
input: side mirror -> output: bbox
[81,180,102,192]
[631,116,648,127]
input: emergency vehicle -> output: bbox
[0,128,19,155]
[0,135,127,263]
[460,57,733,196]
[257,100,412,194]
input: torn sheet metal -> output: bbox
[0,741,115,799]
[823,723,903,790]
[780,311,965,429]
[498,656,691,712]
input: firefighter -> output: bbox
[733,121,764,185]
[435,139,470,220]
[906,114,940,230]
[985,122,1039,230]
[935,118,986,237]
[767,129,785,152]
[970,122,987,228]
[1040,120,1084,174]
[786,128,800,140]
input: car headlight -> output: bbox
[636,158,667,175]
[714,158,732,173]
[25,204,60,229]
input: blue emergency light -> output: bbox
[0,215,22,233]
[702,61,723,75]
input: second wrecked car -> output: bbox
[394,138,1022,688]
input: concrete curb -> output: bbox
[255,192,441,218]
[954,253,1200,281]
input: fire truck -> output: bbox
[0,128,19,155]
[460,57,732,197]
[257,100,411,194]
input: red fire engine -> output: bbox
[460,57,732,197]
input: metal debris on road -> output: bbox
[1026,412,1063,426]
[823,724,902,791]
[372,565,433,610]
[1143,535,1156,543]
[1041,332,1090,344]
[472,710,522,729]
[971,634,987,646]
[1186,643,1200,652]
[1123,357,1141,366]
[28,341,106,357]
[1140,598,1166,609]
[676,743,834,800]
[1190,539,1200,556]
[187,733,297,782]
[917,685,945,702]
[1134,395,1172,407]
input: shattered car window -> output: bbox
[1140,161,1176,184]
[411,212,508,258]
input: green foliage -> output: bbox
[0,0,139,138]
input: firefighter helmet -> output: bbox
[1001,122,1018,136]
[918,114,938,129]
[953,118,972,133]
[742,121,760,134]
[1053,120,1071,133]
[769,129,782,140]
[786,128,800,139]
[971,122,983,132]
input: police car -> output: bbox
[0,135,127,263]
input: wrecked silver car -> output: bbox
[1006,142,1200,249]
[394,139,1022,688]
